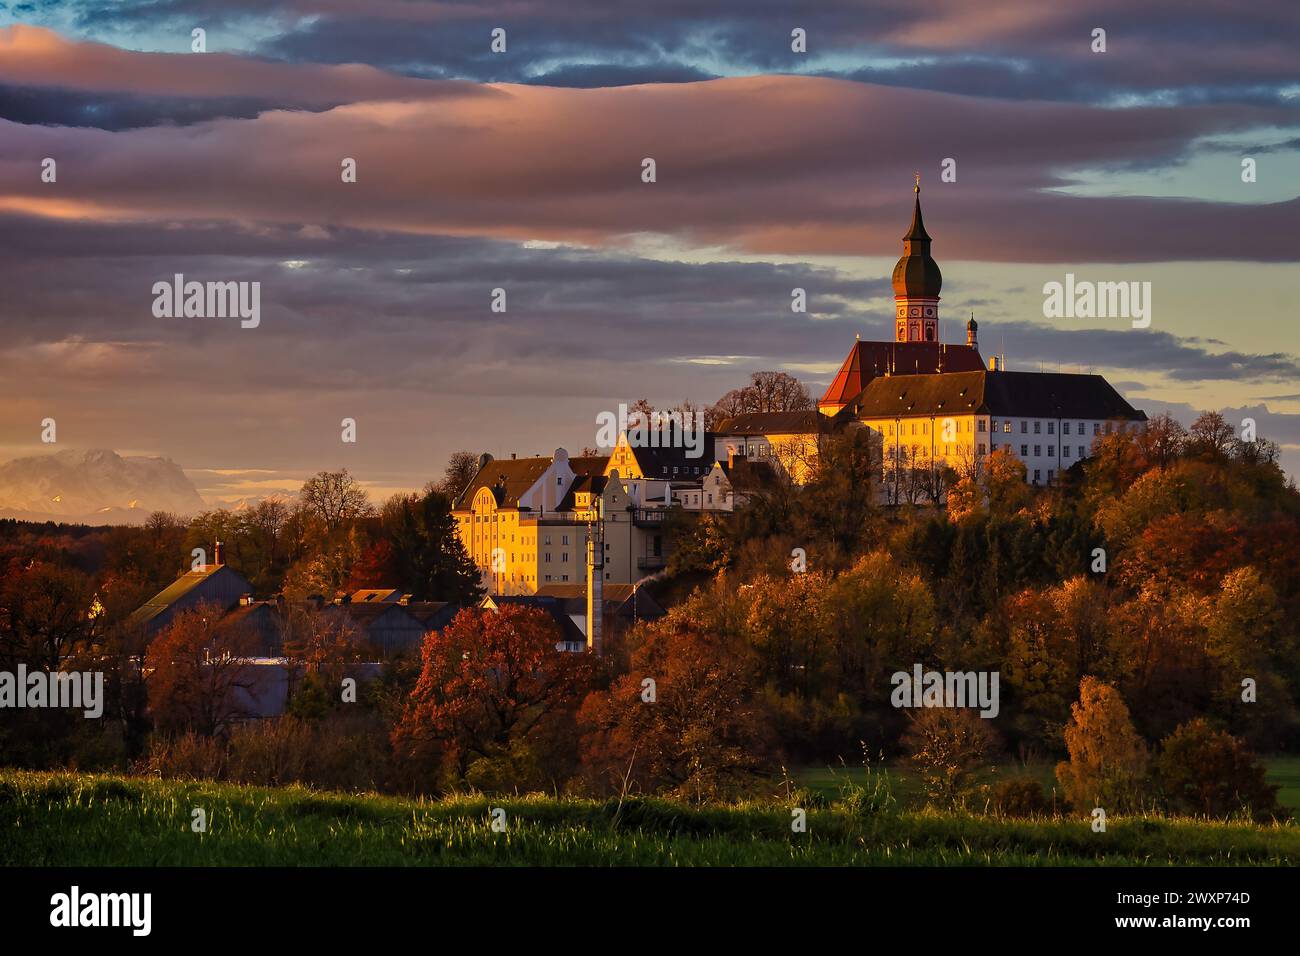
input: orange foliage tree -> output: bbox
[579,620,773,801]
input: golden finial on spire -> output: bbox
[914,171,921,193]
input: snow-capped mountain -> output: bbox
[0,449,206,525]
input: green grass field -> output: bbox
[2,769,1297,866]
[796,757,1300,814]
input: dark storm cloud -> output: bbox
[0,84,283,128]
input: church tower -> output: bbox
[892,176,943,343]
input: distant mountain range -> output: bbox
[0,449,206,525]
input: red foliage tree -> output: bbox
[146,602,260,738]
[391,606,598,788]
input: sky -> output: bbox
[0,0,1297,505]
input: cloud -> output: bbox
[984,321,1300,384]
[2,65,1296,263]
[36,0,1296,107]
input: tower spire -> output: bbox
[892,178,942,342]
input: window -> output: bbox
[1020,444,1028,456]
[544,535,551,546]
[978,443,986,455]
[1034,445,1041,456]
[1079,446,1086,458]
[1047,446,1054,457]
[1064,447,1071,459]
[1063,422,1071,435]
[562,535,569,545]
[1033,421,1041,434]
[1078,422,1084,434]
[544,552,552,562]
[1047,421,1055,435]
[1093,423,1101,436]
[1003,421,1012,433]
[1047,470,1055,482]
[1033,469,1041,483]
[990,419,997,432]
[977,419,986,432]
[1020,421,1027,433]
[562,553,569,563]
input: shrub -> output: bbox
[990,778,1050,818]
[1157,719,1285,822]
[901,708,996,809]
[139,732,226,780]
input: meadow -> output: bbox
[2,769,1296,867]
[795,756,1300,815]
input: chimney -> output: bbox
[399,594,413,605]
[989,356,1001,372]
[213,540,224,566]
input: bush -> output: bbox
[902,708,996,809]
[139,732,226,780]
[226,719,313,787]
[990,778,1050,818]
[1157,719,1285,822]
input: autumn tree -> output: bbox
[0,561,98,670]
[982,446,1031,517]
[299,469,373,532]
[710,371,812,422]
[146,603,259,738]
[380,487,483,604]
[1187,410,1235,458]
[823,550,937,704]
[1055,677,1149,812]
[798,427,879,557]
[579,598,772,800]
[281,604,369,717]
[437,451,480,501]
[1135,412,1186,469]
[391,606,596,791]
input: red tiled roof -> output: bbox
[819,340,985,407]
